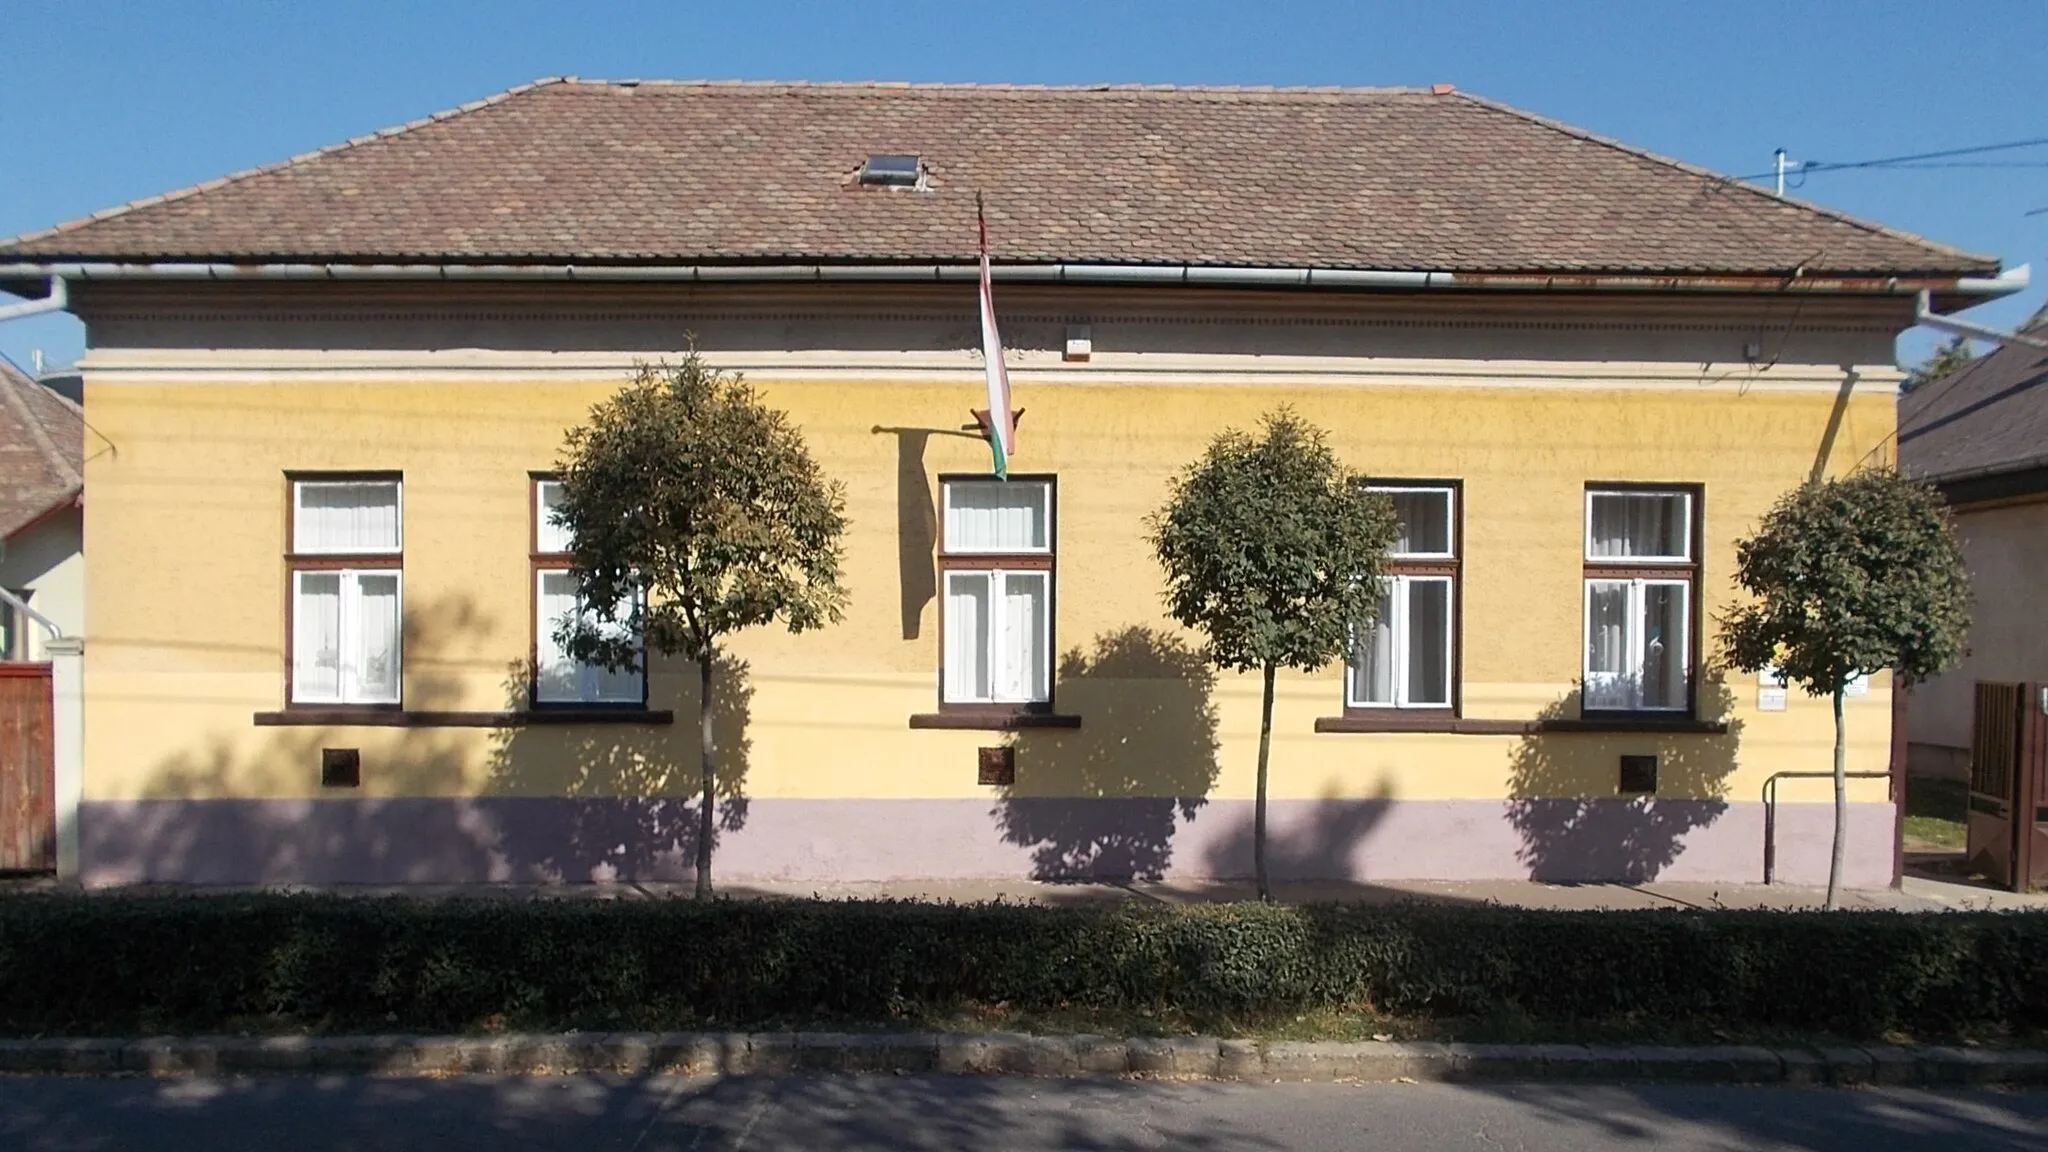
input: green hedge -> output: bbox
[0,895,2043,1038]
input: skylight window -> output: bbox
[859,154,922,187]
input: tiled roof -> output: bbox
[0,358,82,540]
[1899,306,2048,485]
[0,80,1995,276]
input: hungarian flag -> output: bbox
[976,196,1015,479]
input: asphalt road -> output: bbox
[3,1075,2044,1151]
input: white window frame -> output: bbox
[940,479,1053,556]
[1582,576,1691,713]
[290,567,404,705]
[941,567,1052,705]
[534,478,571,555]
[1370,485,1457,560]
[533,567,645,706]
[1347,574,1455,709]
[1584,489,1692,563]
[291,478,404,555]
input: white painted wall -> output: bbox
[0,503,83,660]
[1909,498,2048,776]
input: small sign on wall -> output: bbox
[1758,664,1788,712]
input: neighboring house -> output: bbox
[1899,306,2048,780]
[0,79,2018,888]
[0,356,83,662]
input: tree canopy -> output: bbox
[552,354,849,670]
[1148,408,1399,674]
[1719,468,1969,696]
[1900,335,1975,395]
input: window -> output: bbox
[532,477,645,706]
[1348,485,1457,710]
[288,476,402,705]
[939,477,1053,707]
[1583,487,1696,712]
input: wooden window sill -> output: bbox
[1540,717,1729,735]
[909,711,1082,731]
[255,709,674,728]
[1315,715,1531,735]
[1314,716,1730,735]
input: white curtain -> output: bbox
[352,574,402,703]
[1385,490,1452,556]
[536,570,642,703]
[995,571,1048,702]
[944,571,992,701]
[535,480,572,554]
[1349,588,1397,705]
[1584,580,1630,709]
[293,571,343,701]
[1587,492,1686,559]
[946,481,1047,552]
[1639,582,1688,709]
[296,482,401,553]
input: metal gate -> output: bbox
[0,663,55,872]
[1967,681,2047,892]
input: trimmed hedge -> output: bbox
[0,895,2044,1038]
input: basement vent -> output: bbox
[1618,755,1658,796]
[858,154,922,188]
[321,747,362,789]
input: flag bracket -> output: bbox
[965,408,1024,443]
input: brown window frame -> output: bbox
[1344,479,1463,718]
[1581,482,1704,719]
[283,471,404,712]
[529,473,650,711]
[933,473,1058,719]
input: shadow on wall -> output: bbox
[1200,781,1397,882]
[1505,672,1742,883]
[996,627,1220,881]
[887,428,938,640]
[483,654,753,883]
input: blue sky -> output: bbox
[4,0,2044,372]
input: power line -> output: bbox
[1732,135,2048,182]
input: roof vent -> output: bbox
[858,154,923,188]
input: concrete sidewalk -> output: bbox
[9,872,2043,911]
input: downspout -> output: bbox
[0,275,68,322]
[1914,266,2045,350]
[0,281,85,883]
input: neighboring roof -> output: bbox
[0,79,1996,278]
[1899,305,2048,487]
[0,357,83,540]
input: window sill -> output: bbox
[254,709,674,728]
[1540,717,1729,735]
[1313,715,1730,735]
[1315,714,1532,735]
[909,711,1082,731]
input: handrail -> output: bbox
[1762,770,1890,884]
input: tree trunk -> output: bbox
[697,649,716,900]
[1255,662,1276,902]
[1827,685,1846,911]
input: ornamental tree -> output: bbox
[1148,409,1399,900]
[553,352,848,897]
[1719,467,1969,909]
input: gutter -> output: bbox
[0,260,2029,299]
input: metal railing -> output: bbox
[1762,770,1890,884]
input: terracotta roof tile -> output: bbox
[0,79,1995,275]
[1900,306,2048,484]
[0,358,82,540]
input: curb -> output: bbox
[1,1034,2045,1085]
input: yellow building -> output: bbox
[0,80,2020,887]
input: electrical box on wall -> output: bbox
[978,746,1015,786]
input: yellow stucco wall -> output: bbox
[81,374,1895,811]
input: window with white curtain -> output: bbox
[1348,485,1457,709]
[939,478,1053,706]
[1583,487,1695,712]
[532,476,644,706]
[288,476,402,705]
